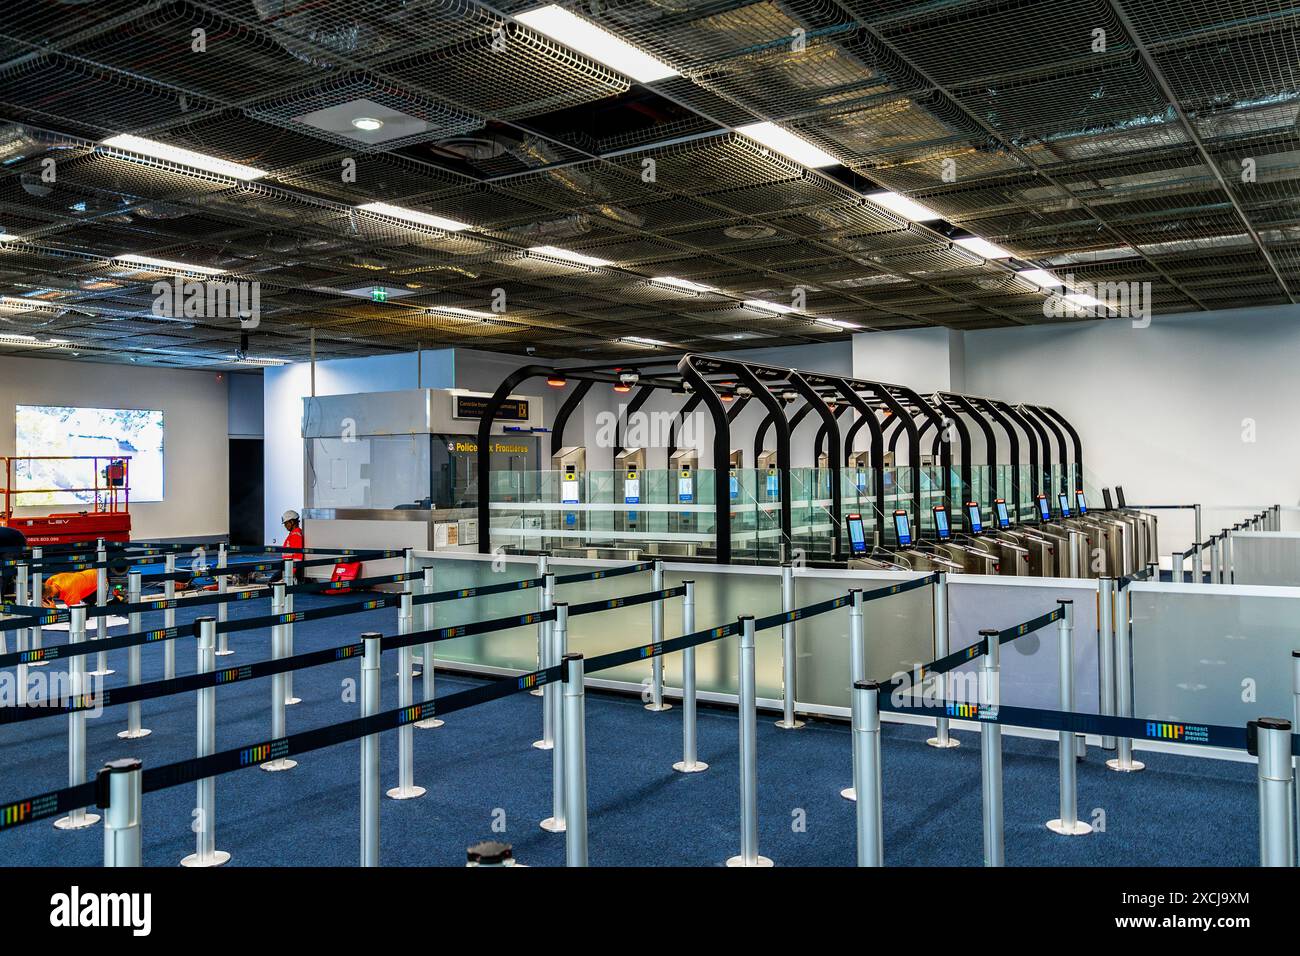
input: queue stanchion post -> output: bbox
[404,550,420,676]
[727,615,772,866]
[118,570,150,739]
[388,591,425,800]
[99,758,143,867]
[360,631,381,867]
[645,559,671,712]
[673,580,707,773]
[979,628,1004,866]
[163,553,176,680]
[216,544,232,656]
[1253,717,1295,866]
[1106,583,1144,773]
[1098,578,1117,750]
[927,572,959,749]
[415,566,443,729]
[182,617,230,866]
[89,539,112,676]
[15,563,27,705]
[841,589,865,801]
[54,604,99,831]
[774,562,803,729]
[283,559,300,705]
[851,680,883,867]
[29,549,45,664]
[563,652,588,867]
[533,572,556,748]
[260,582,296,772]
[532,553,548,696]
[1046,600,1092,836]
[1209,535,1220,585]
[541,602,568,833]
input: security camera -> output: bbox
[525,345,536,355]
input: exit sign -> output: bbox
[371,288,387,303]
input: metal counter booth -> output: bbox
[300,387,545,560]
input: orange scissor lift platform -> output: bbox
[0,456,132,545]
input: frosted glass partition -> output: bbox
[1231,532,1300,586]
[793,569,935,710]
[946,576,1100,712]
[420,554,935,708]
[1130,581,1300,727]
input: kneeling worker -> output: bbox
[43,559,128,608]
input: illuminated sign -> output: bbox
[454,395,531,421]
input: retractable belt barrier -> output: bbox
[911,605,1066,683]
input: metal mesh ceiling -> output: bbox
[0,0,1294,369]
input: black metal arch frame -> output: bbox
[475,355,1085,563]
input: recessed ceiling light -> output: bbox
[735,121,838,168]
[351,117,384,131]
[743,298,800,315]
[515,5,678,83]
[650,276,715,293]
[863,191,943,223]
[101,134,267,181]
[527,245,612,268]
[115,254,224,276]
[356,201,471,233]
[1017,269,1064,288]
[953,236,1012,259]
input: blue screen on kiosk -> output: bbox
[1058,493,1071,517]
[894,512,912,546]
[847,516,867,553]
[996,500,1010,528]
[966,503,983,534]
[1037,496,1051,521]
[1075,491,1088,514]
[934,508,950,539]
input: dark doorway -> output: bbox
[228,438,264,546]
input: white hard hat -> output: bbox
[281,510,300,523]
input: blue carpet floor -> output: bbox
[0,592,1257,867]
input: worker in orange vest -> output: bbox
[42,560,128,608]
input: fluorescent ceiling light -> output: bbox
[0,333,37,342]
[816,317,861,330]
[650,276,715,293]
[351,117,384,131]
[0,231,17,241]
[101,134,267,181]
[427,306,494,319]
[515,5,678,83]
[623,335,668,347]
[743,298,800,315]
[1016,269,1063,288]
[1066,292,1105,309]
[527,245,612,268]
[953,236,1012,259]
[356,201,471,232]
[863,191,943,223]
[115,254,224,276]
[225,355,288,366]
[735,121,838,168]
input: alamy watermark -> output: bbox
[1043,274,1152,328]
[152,277,260,328]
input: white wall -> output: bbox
[960,305,1300,551]
[0,353,229,540]
[852,326,965,393]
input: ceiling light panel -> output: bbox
[101,134,267,181]
[515,5,678,83]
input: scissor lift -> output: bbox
[0,455,132,544]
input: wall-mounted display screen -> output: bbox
[15,404,163,503]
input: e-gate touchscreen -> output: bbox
[933,505,951,541]
[847,513,868,554]
[1036,494,1052,522]
[893,510,912,547]
[966,501,983,534]
[1075,490,1088,514]
[995,498,1011,529]
[1057,492,1071,518]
